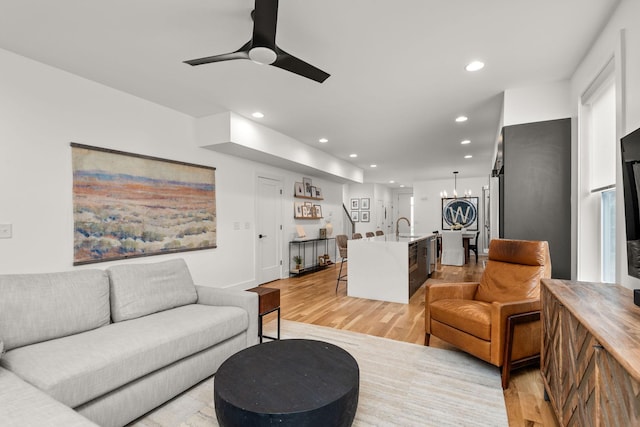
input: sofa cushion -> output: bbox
[0,270,110,351]
[0,368,99,427]
[108,258,198,322]
[0,304,247,409]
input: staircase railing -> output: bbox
[342,203,355,237]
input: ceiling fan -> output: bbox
[184,0,330,83]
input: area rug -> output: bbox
[129,320,508,427]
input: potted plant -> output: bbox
[293,255,303,270]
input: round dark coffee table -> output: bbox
[214,339,359,427]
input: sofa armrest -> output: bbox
[490,298,541,364]
[0,367,99,427]
[425,282,480,334]
[195,286,259,347]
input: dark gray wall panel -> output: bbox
[502,118,571,279]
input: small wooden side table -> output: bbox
[246,286,280,343]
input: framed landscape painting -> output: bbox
[71,143,216,265]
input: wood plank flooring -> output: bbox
[260,256,560,427]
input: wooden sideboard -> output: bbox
[541,279,640,426]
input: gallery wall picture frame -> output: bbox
[294,182,304,197]
[361,198,370,210]
[294,202,304,218]
[313,205,322,218]
[351,211,359,222]
[303,177,313,197]
[70,143,216,265]
[314,187,322,198]
[351,198,359,210]
[361,211,370,222]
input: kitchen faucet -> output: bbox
[396,216,411,237]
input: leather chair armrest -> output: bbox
[426,281,479,303]
[425,282,479,334]
[490,298,541,364]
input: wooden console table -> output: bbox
[541,279,640,426]
[289,237,336,276]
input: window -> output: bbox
[601,189,616,283]
[577,60,616,282]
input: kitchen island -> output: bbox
[347,233,435,303]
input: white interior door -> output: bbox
[377,199,392,234]
[257,176,282,285]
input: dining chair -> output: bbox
[425,239,551,388]
[440,230,464,266]
[375,230,384,236]
[468,231,481,263]
[365,232,375,238]
[352,233,363,239]
[335,234,349,293]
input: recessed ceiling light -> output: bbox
[370,164,377,168]
[349,154,358,158]
[465,61,485,72]
[252,112,264,118]
[319,138,328,143]
[461,139,471,145]
[389,180,395,184]
[455,116,468,123]
[464,154,473,159]
[400,185,405,188]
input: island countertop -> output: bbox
[360,233,433,243]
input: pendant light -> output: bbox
[440,171,471,198]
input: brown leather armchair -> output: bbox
[424,239,551,388]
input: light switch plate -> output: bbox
[0,224,12,238]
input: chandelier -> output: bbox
[440,171,471,198]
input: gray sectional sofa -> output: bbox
[0,258,259,427]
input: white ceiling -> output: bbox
[0,0,619,186]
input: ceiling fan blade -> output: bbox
[252,0,278,47]
[184,41,251,66]
[272,49,330,83]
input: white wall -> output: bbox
[0,47,343,288]
[503,81,572,127]
[569,0,640,288]
[343,183,394,236]
[413,176,489,240]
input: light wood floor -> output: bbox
[261,257,560,427]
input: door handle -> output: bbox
[259,234,267,239]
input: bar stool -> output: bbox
[335,234,348,293]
